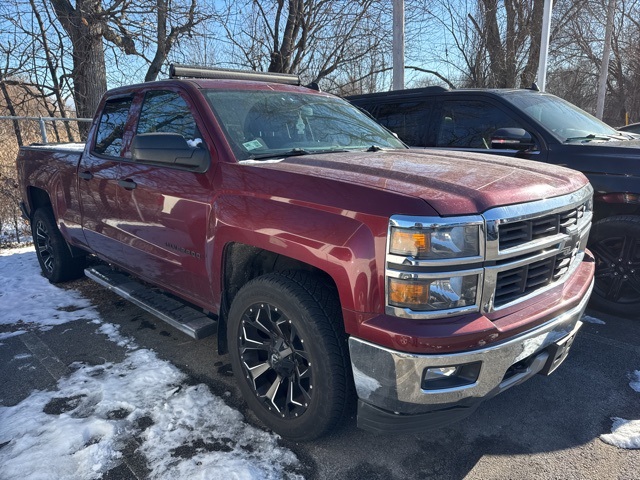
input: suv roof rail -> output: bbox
[169,64,302,86]
[346,85,449,99]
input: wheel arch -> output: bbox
[217,241,345,354]
[25,186,53,218]
[27,188,86,259]
[593,193,640,222]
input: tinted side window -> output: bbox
[437,101,522,148]
[137,90,200,143]
[374,101,433,146]
[94,97,132,156]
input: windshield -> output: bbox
[502,92,623,142]
[204,89,405,160]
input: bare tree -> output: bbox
[210,0,393,88]
[44,0,206,128]
[432,0,545,88]
[1,0,76,141]
[48,0,109,124]
[550,0,640,124]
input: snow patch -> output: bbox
[96,323,137,350]
[0,331,27,341]
[601,371,640,449]
[12,353,32,361]
[0,348,302,479]
[600,418,640,449]
[0,247,97,330]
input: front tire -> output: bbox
[227,272,350,441]
[588,215,640,318]
[32,207,85,283]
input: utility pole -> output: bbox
[393,0,405,90]
[596,0,616,120]
[537,0,553,91]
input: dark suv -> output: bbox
[348,87,640,318]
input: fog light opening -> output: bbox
[422,362,482,390]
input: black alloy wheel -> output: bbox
[34,216,56,275]
[589,215,640,318]
[227,272,350,441]
[31,207,85,283]
[239,302,312,419]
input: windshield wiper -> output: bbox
[250,148,311,160]
[564,134,615,143]
[366,145,383,152]
[249,147,349,160]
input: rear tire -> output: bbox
[227,271,350,441]
[588,215,640,318]
[32,207,85,283]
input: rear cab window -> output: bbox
[93,97,133,157]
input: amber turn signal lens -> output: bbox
[388,278,430,307]
[389,229,430,257]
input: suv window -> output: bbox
[137,90,201,145]
[93,97,132,156]
[373,101,434,146]
[436,100,523,149]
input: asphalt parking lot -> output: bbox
[2,272,639,479]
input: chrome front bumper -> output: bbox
[350,279,593,421]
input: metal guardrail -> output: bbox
[0,115,92,143]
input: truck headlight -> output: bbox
[388,274,479,311]
[390,225,480,259]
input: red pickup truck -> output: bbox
[17,66,595,441]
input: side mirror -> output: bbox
[490,128,536,151]
[132,133,209,169]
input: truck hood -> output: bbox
[247,149,588,216]
[558,140,640,177]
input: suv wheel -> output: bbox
[588,215,640,318]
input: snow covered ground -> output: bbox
[0,247,303,479]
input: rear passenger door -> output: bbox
[79,95,134,262]
[117,89,214,305]
[367,100,437,147]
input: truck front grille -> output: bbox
[499,216,559,250]
[484,190,592,311]
[494,249,575,308]
[498,203,588,251]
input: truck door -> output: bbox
[117,89,213,305]
[78,96,133,263]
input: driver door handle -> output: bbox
[118,179,137,190]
